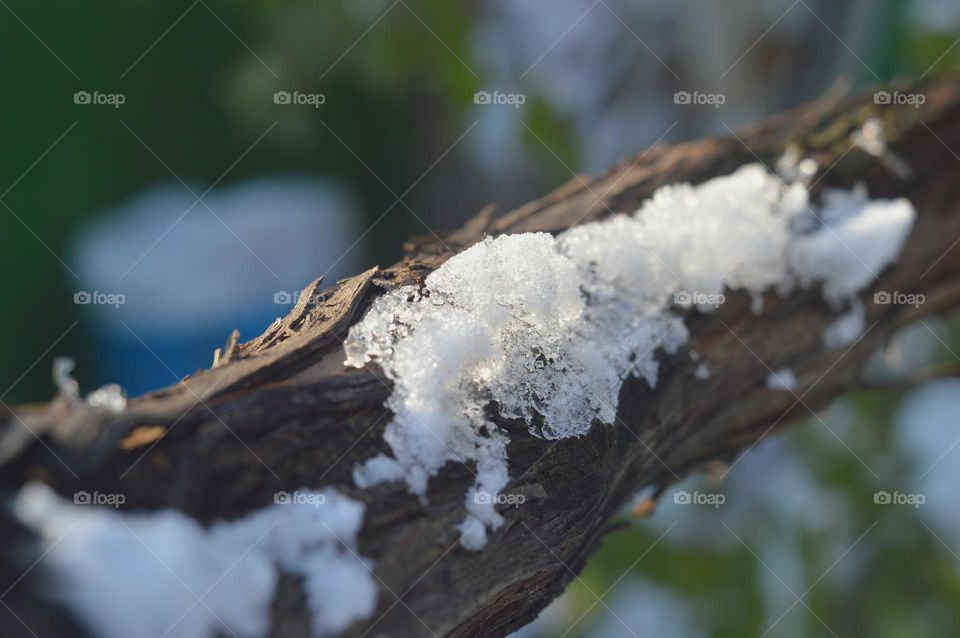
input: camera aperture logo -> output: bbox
[274,90,325,108]
[274,290,295,305]
[673,489,725,508]
[873,90,925,108]
[472,490,526,507]
[74,290,125,308]
[74,90,125,108]
[74,490,125,508]
[474,90,526,109]
[874,490,924,508]
[674,90,725,108]
[873,290,924,308]
[274,490,326,507]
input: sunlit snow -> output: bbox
[345,163,915,548]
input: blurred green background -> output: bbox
[2,1,959,635]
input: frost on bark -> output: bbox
[4,75,960,637]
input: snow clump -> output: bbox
[344,163,915,548]
[13,483,376,638]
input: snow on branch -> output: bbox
[344,163,914,550]
[3,77,960,638]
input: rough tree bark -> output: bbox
[3,75,960,638]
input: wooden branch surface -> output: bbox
[4,76,960,638]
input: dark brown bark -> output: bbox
[3,75,960,638]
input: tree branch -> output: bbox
[4,75,960,637]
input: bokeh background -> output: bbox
[2,0,959,636]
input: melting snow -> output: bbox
[13,483,376,638]
[344,163,915,548]
[822,300,867,349]
[766,368,798,391]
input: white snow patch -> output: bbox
[694,363,711,380]
[14,483,376,638]
[766,368,798,391]
[53,357,127,413]
[790,188,915,307]
[822,300,866,349]
[344,163,915,548]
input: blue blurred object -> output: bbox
[72,177,361,395]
